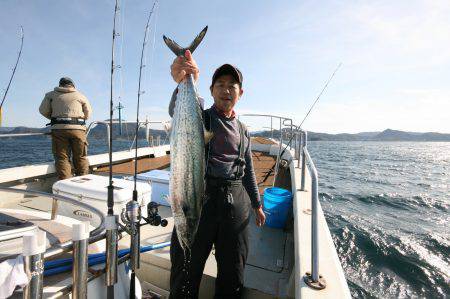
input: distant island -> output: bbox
[251,128,450,142]
[1,126,449,142]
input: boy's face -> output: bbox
[210,74,243,114]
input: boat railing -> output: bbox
[298,129,327,289]
[0,187,106,298]
[86,119,170,152]
[126,119,170,151]
[238,114,326,289]
[86,120,111,151]
[0,187,106,260]
[238,113,294,186]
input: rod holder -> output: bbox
[72,222,89,299]
[23,230,46,299]
[105,215,118,287]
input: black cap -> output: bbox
[59,77,75,87]
[211,64,243,88]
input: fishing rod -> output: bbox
[128,2,158,297]
[105,0,120,298]
[0,26,24,127]
[299,63,342,129]
[275,63,342,166]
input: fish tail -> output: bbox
[163,26,208,57]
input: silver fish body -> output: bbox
[163,26,208,251]
[169,75,205,251]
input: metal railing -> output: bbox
[235,114,326,289]
[86,119,170,152]
[86,121,111,151]
[238,114,294,186]
[298,129,326,290]
[127,119,170,151]
[0,187,106,298]
[0,188,106,259]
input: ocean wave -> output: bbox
[352,193,413,211]
[328,220,450,298]
[319,192,334,201]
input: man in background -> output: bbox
[39,77,92,180]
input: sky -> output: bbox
[0,0,449,134]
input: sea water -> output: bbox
[0,136,448,298]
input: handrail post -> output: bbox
[311,160,319,281]
[296,131,301,168]
[272,118,283,186]
[72,222,89,299]
[303,148,326,290]
[300,131,307,191]
[270,116,273,139]
[23,230,46,299]
[86,121,111,153]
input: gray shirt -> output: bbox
[169,89,261,208]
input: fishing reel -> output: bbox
[143,202,168,227]
[119,200,142,232]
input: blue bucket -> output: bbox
[263,187,292,228]
[263,187,293,228]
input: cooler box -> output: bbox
[53,174,151,226]
[134,170,170,206]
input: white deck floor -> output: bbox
[118,205,295,298]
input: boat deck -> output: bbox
[0,131,352,298]
[92,137,278,194]
[94,155,171,176]
[113,142,293,298]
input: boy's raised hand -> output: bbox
[170,50,199,83]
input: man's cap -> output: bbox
[211,64,243,87]
[59,77,75,87]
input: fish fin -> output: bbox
[163,26,208,57]
[163,121,172,133]
[163,35,184,56]
[204,127,214,144]
[187,26,208,54]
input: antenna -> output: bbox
[114,102,125,135]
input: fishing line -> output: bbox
[130,2,158,298]
[0,26,24,126]
[118,0,126,138]
[276,63,342,165]
[106,1,120,298]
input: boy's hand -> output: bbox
[254,206,266,227]
[170,50,199,83]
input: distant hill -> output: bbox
[0,123,167,140]
[369,129,450,141]
[254,128,450,141]
[1,126,449,141]
[6,126,50,134]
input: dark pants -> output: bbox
[51,129,89,180]
[170,180,251,299]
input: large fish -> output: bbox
[163,27,210,252]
